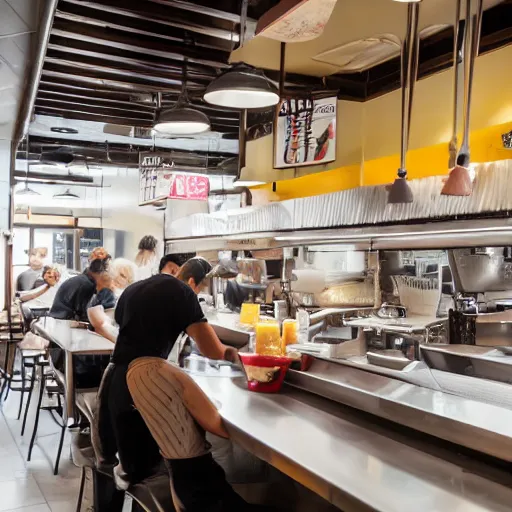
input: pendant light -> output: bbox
[16,136,40,196]
[53,189,80,200]
[153,58,210,135]
[16,183,40,196]
[204,63,279,109]
[388,3,420,204]
[441,0,483,196]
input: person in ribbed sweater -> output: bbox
[97,258,264,511]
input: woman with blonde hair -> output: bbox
[87,258,137,342]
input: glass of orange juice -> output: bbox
[282,319,298,349]
[240,303,260,326]
[255,321,282,356]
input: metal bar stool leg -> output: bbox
[21,361,37,436]
[75,467,86,512]
[17,354,27,420]
[54,414,67,475]
[27,372,46,461]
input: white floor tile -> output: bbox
[2,505,51,512]
[0,476,46,512]
[46,501,76,512]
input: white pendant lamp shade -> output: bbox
[16,183,40,196]
[153,107,210,135]
[53,188,80,199]
[204,67,280,109]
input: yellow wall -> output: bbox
[248,44,512,200]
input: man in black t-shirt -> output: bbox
[50,258,113,322]
[97,268,238,484]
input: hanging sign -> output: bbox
[274,96,336,169]
[139,153,210,205]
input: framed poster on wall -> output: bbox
[274,96,336,169]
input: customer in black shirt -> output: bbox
[50,258,114,322]
[96,257,239,486]
[49,257,115,388]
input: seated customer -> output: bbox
[49,257,114,388]
[16,247,48,291]
[127,359,260,512]
[19,265,61,309]
[96,257,239,487]
[50,258,113,322]
[88,258,137,342]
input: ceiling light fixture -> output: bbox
[204,63,280,109]
[53,188,80,200]
[153,57,210,135]
[18,135,40,196]
[15,182,40,196]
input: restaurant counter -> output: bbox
[190,370,512,512]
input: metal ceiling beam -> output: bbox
[33,108,237,133]
[22,136,237,160]
[34,105,154,125]
[48,36,219,75]
[45,50,214,84]
[37,89,155,111]
[43,57,206,89]
[35,96,154,117]
[51,19,230,68]
[54,5,233,54]
[59,0,238,44]
[36,88,241,121]
[148,0,253,25]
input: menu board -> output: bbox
[274,96,336,168]
[139,152,210,205]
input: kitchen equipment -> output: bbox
[239,353,293,393]
[475,312,512,347]
[367,351,413,371]
[392,275,441,317]
[421,344,512,385]
[387,2,420,204]
[441,0,483,196]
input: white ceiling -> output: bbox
[0,0,41,141]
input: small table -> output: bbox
[32,317,114,418]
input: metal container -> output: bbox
[475,314,512,347]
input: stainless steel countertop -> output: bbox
[192,374,512,512]
[33,317,114,355]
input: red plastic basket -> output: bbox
[239,353,293,393]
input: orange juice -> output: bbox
[282,319,298,348]
[240,303,260,326]
[255,321,282,356]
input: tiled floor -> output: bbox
[0,385,81,512]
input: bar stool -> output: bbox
[27,363,67,475]
[79,390,175,512]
